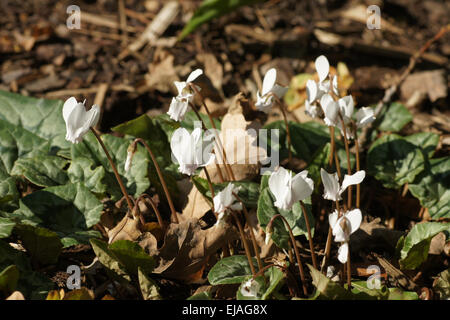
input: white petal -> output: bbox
[332,76,339,96]
[186,69,203,83]
[328,210,339,229]
[291,171,314,202]
[315,55,330,83]
[255,90,273,112]
[62,97,79,123]
[338,242,349,264]
[86,104,100,129]
[345,209,362,235]
[170,127,190,164]
[124,151,133,172]
[338,95,354,120]
[323,100,339,127]
[321,168,340,201]
[355,107,375,128]
[167,97,190,122]
[174,81,187,96]
[339,170,365,195]
[269,167,289,207]
[271,84,288,99]
[262,68,277,96]
[306,80,318,103]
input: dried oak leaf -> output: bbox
[153,218,239,282]
[107,215,143,243]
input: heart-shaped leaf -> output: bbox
[208,255,258,285]
[11,155,69,187]
[376,102,412,132]
[367,134,425,189]
[10,183,102,247]
[409,157,450,219]
[398,222,450,270]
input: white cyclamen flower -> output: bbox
[265,229,272,245]
[328,209,362,263]
[355,107,376,128]
[240,278,261,298]
[320,94,339,127]
[63,97,100,144]
[269,167,314,211]
[320,168,366,202]
[213,183,242,215]
[167,69,203,122]
[255,68,288,113]
[170,127,214,176]
[315,55,330,83]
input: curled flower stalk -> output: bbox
[131,138,178,223]
[133,194,165,231]
[90,128,134,214]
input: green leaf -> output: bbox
[138,267,162,300]
[261,266,285,300]
[399,222,450,270]
[262,120,331,164]
[409,157,450,219]
[0,118,50,173]
[179,0,266,40]
[109,240,155,276]
[68,132,151,199]
[187,291,212,300]
[308,265,376,300]
[11,155,69,187]
[257,174,314,249]
[112,115,180,198]
[0,265,19,296]
[433,268,450,300]
[386,287,419,300]
[367,134,425,189]
[14,224,63,265]
[0,217,15,239]
[0,240,54,299]
[0,165,19,211]
[308,264,356,299]
[208,255,258,285]
[90,238,131,282]
[404,132,440,159]
[191,176,260,208]
[0,90,69,150]
[181,111,220,132]
[11,183,102,247]
[376,102,412,132]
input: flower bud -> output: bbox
[125,143,137,172]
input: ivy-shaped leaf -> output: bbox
[367,134,425,189]
[11,155,69,187]
[398,222,450,270]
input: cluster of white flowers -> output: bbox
[60,57,369,269]
[305,55,375,139]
